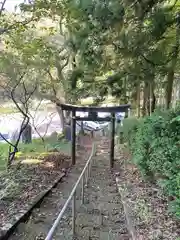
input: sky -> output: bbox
[4,0,24,12]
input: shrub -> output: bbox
[117,117,140,143]
[129,107,180,219]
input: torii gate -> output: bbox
[59,103,130,168]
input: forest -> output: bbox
[0,0,180,239]
[0,0,179,115]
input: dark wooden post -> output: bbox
[110,112,115,168]
[71,109,76,165]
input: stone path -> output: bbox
[73,138,130,240]
[9,137,129,240]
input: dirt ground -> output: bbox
[9,137,130,240]
[114,144,180,240]
[0,134,93,239]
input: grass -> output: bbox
[0,106,18,114]
[0,144,9,171]
[0,136,71,171]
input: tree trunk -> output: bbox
[56,104,65,133]
[145,81,156,115]
[142,84,146,116]
[165,69,174,109]
[150,81,156,113]
[136,84,141,118]
[146,83,151,115]
[165,21,179,109]
[142,82,150,116]
[151,91,156,113]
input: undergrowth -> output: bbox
[0,134,70,171]
[120,108,180,219]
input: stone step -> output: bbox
[71,138,129,240]
[9,137,129,240]
[55,228,130,240]
[76,228,130,240]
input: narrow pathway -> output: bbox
[53,137,129,239]
[9,137,129,240]
[74,138,130,239]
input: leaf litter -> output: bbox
[114,144,180,240]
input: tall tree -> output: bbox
[4,0,180,114]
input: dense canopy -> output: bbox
[0,0,180,117]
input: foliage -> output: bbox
[0,145,8,171]
[0,0,180,111]
[117,117,140,143]
[129,108,180,218]
[0,106,18,114]
[54,0,180,107]
[0,136,70,171]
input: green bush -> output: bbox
[117,117,140,143]
[129,107,180,219]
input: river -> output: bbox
[0,110,121,142]
[0,110,62,141]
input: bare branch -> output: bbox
[37,92,62,105]
[28,101,56,144]
[45,69,58,97]
[5,76,37,167]
[28,100,45,143]
[0,0,7,16]
[10,73,27,115]
[0,132,16,147]
[57,55,69,72]
[55,56,69,84]
[46,68,56,83]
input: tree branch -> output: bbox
[0,0,7,16]
[0,16,37,35]
[5,75,37,167]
